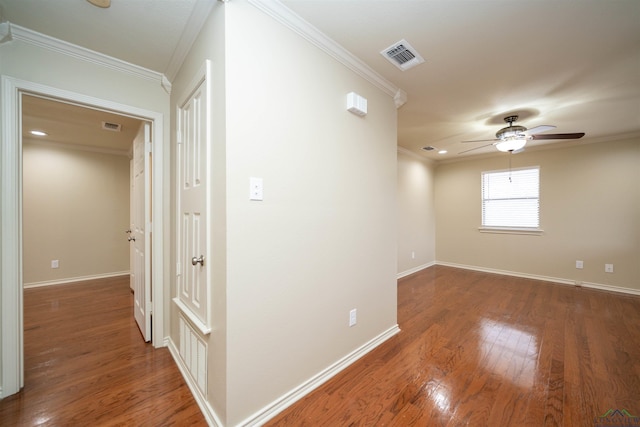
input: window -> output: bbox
[481,166,540,231]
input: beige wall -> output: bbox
[22,142,130,285]
[170,1,398,424]
[435,137,640,292]
[397,149,436,276]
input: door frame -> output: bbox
[1,75,166,397]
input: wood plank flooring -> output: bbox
[0,276,207,426]
[2,267,639,426]
[267,266,640,426]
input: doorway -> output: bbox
[22,94,152,340]
[1,76,166,397]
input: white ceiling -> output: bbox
[3,0,640,161]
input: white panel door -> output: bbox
[176,70,209,330]
[132,122,152,341]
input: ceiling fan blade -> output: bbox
[530,132,585,140]
[459,143,495,154]
[461,138,499,143]
[525,125,556,135]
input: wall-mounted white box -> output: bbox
[347,92,367,117]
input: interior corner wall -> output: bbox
[22,142,130,285]
[435,137,640,292]
[397,150,436,276]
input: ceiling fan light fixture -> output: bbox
[496,138,526,153]
[87,0,111,8]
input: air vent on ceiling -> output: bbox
[102,121,121,132]
[381,39,425,71]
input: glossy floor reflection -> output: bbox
[267,265,640,426]
[0,277,207,426]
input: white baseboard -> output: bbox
[239,324,401,427]
[167,338,222,427]
[397,261,435,280]
[435,261,640,296]
[167,325,400,427]
[23,271,130,288]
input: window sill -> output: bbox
[478,227,543,235]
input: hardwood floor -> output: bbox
[267,266,640,426]
[3,268,639,426]
[0,276,207,426]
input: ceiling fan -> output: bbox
[87,0,110,8]
[459,115,585,154]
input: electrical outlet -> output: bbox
[605,264,614,273]
[51,260,59,269]
[249,177,263,201]
[349,309,357,327]
[411,251,415,259]
[576,260,583,269]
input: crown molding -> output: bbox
[397,146,435,164]
[9,23,169,91]
[164,0,217,82]
[248,0,407,109]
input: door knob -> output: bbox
[191,255,205,266]
[128,236,136,242]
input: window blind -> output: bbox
[481,167,539,228]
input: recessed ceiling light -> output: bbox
[438,150,448,154]
[30,130,48,136]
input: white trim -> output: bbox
[172,298,212,335]
[1,76,166,397]
[397,146,435,164]
[478,226,544,236]
[240,324,401,426]
[23,272,129,289]
[1,75,24,398]
[436,261,640,296]
[167,338,222,427]
[397,261,435,280]
[9,24,167,89]
[576,281,640,297]
[164,0,217,82]
[247,0,407,108]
